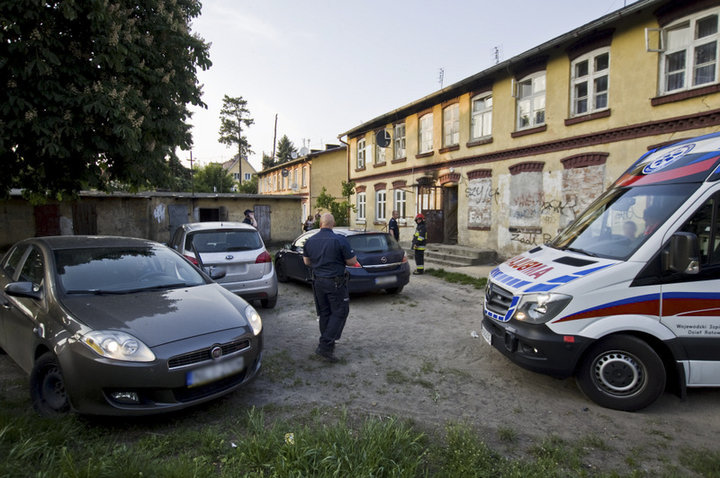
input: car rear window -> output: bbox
[347,234,400,253]
[186,230,263,253]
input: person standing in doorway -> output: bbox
[303,213,359,362]
[388,210,400,242]
[412,213,427,275]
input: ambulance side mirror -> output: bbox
[663,232,700,275]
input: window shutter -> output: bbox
[645,27,665,52]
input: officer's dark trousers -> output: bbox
[313,277,350,353]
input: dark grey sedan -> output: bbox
[0,236,263,416]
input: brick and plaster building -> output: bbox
[222,156,258,191]
[341,0,720,258]
[257,144,347,229]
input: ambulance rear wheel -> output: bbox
[576,335,666,412]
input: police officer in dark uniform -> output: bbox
[388,210,400,242]
[303,213,359,362]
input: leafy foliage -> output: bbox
[218,95,253,160]
[0,0,211,200]
[276,135,297,164]
[193,163,234,193]
[236,174,258,194]
[315,181,355,226]
[261,153,275,170]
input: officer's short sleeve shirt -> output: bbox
[303,229,354,278]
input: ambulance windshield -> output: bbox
[549,183,696,260]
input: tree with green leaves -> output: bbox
[0,0,211,201]
[315,181,355,226]
[193,163,234,193]
[276,135,297,164]
[261,153,275,170]
[218,95,254,185]
[236,174,258,194]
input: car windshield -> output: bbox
[347,234,400,253]
[549,183,697,260]
[55,246,206,294]
[187,230,262,253]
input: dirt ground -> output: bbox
[2,273,720,473]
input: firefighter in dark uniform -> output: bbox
[412,213,427,275]
[303,213,359,362]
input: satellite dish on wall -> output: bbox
[376,129,391,148]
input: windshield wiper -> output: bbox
[563,247,598,257]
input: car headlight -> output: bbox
[513,293,572,324]
[81,331,156,362]
[245,304,263,336]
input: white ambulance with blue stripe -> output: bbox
[482,132,720,411]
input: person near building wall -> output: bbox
[412,213,426,275]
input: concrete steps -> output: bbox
[402,242,497,268]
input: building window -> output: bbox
[244,173,251,181]
[375,189,387,222]
[375,139,386,165]
[471,93,492,140]
[356,192,366,222]
[394,189,406,220]
[357,138,366,169]
[660,11,719,94]
[394,123,406,159]
[516,71,546,130]
[292,169,298,189]
[418,113,433,153]
[571,49,609,116]
[442,103,459,147]
[302,166,307,187]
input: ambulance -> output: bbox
[482,132,720,411]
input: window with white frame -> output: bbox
[443,103,460,147]
[516,71,546,129]
[571,49,609,116]
[394,189,407,220]
[660,10,719,94]
[356,192,366,222]
[375,189,387,222]
[301,166,307,187]
[292,169,298,188]
[233,173,240,181]
[244,173,251,181]
[394,123,406,159]
[375,138,386,165]
[357,138,366,169]
[471,93,492,140]
[418,113,433,153]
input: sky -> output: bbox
[182,0,639,171]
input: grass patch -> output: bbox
[426,268,487,289]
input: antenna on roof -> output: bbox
[438,68,444,89]
[493,46,502,64]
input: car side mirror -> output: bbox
[5,281,42,300]
[663,232,700,274]
[204,266,227,280]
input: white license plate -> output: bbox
[481,325,492,346]
[187,355,245,388]
[375,276,397,285]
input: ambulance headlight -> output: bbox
[513,293,572,324]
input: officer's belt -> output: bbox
[314,275,346,285]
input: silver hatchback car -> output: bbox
[170,222,278,308]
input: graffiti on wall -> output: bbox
[509,228,553,246]
[466,177,495,228]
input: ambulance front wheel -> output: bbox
[576,335,666,412]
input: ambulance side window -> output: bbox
[677,193,720,268]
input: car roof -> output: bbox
[326,228,388,237]
[180,222,255,232]
[26,235,160,250]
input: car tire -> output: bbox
[261,295,278,309]
[385,286,403,294]
[275,260,288,283]
[576,335,666,412]
[30,352,71,416]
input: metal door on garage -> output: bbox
[168,204,188,242]
[72,203,97,235]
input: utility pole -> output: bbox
[189,151,194,197]
[272,114,278,161]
